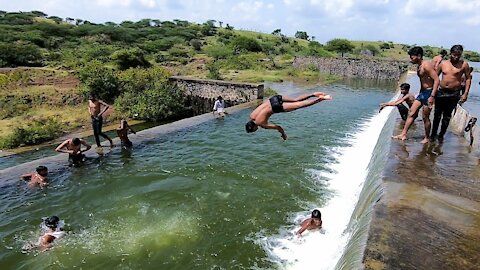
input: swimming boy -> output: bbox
[55,137,91,166]
[296,209,323,236]
[116,119,136,147]
[39,215,65,250]
[21,166,48,188]
[246,92,332,140]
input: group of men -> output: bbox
[381,45,473,144]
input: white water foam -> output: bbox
[258,106,394,270]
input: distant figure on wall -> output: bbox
[213,96,227,117]
[432,49,447,72]
[245,92,332,140]
[431,45,472,143]
[379,83,416,121]
[392,46,440,143]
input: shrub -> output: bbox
[111,47,151,70]
[204,44,232,60]
[0,117,62,149]
[231,36,262,52]
[115,67,187,121]
[206,62,222,80]
[189,39,202,51]
[78,60,120,102]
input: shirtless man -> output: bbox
[431,45,472,142]
[21,166,48,188]
[55,138,91,166]
[392,46,440,143]
[432,49,447,72]
[245,92,332,140]
[296,209,322,236]
[379,83,416,121]
[116,119,136,148]
[88,95,113,148]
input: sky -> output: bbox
[2,0,480,52]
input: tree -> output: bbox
[272,29,282,36]
[325,38,355,57]
[189,39,202,51]
[232,36,262,52]
[295,31,309,40]
[218,21,223,28]
[78,60,120,102]
[111,47,151,70]
[364,44,380,56]
[379,42,391,50]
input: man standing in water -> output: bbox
[88,95,113,148]
[245,92,332,140]
[393,47,440,143]
[55,137,91,166]
[432,49,447,71]
[431,45,472,142]
[379,83,416,121]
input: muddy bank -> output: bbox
[363,116,480,269]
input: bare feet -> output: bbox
[313,92,332,100]
[420,137,430,144]
[392,134,407,141]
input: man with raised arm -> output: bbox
[431,45,472,142]
[392,46,440,143]
[245,92,332,140]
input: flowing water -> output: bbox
[0,79,398,269]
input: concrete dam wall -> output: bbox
[293,56,408,80]
[170,76,264,115]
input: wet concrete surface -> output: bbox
[363,118,480,270]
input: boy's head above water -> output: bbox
[36,166,48,177]
[44,216,60,229]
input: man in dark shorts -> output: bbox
[245,92,332,140]
[393,46,439,143]
[379,83,416,121]
[431,45,472,142]
[55,138,91,166]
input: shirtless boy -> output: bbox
[21,166,48,188]
[88,95,113,148]
[55,138,91,166]
[296,209,323,236]
[392,47,440,143]
[116,119,136,147]
[431,45,472,142]
[245,92,332,140]
[379,83,416,121]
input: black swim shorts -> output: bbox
[269,95,284,113]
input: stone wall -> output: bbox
[170,76,264,115]
[293,56,408,80]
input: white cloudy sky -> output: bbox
[2,0,480,52]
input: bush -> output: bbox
[78,60,120,102]
[206,62,222,80]
[0,117,62,149]
[115,67,187,121]
[204,44,232,60]
[189,39,202,51]
[111,47,151,70]
[231,36,262,52]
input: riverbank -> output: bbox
[362,108,480,269]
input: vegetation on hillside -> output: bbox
[0,10,478,149]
